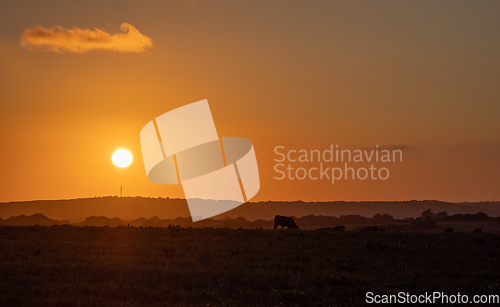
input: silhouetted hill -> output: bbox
[0,213,62,226]
[0,197,499,221]
[0,197,190,221]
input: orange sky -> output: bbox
[0,0,499,203]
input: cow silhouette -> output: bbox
[444,228,453,233]
[473,228,482,234]
[274,215,299,230]
[362,226,379,232]
[333,225,345,231]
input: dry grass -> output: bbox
[1,225,499,306]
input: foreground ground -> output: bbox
[1,226,500,306]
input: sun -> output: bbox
[112,149,133,168]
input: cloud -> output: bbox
[20,23,152,53]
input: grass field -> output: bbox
[1,226,500,306]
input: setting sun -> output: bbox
[112,149,133,168]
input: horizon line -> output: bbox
[0,196,498,205]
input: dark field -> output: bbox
[1,226,500,306]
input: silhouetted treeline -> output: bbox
[438,212,489,221]
[1,210,498,228]
[0,213,70,226]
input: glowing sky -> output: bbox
[0,0,499,203]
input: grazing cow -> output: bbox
[444,228,453,233]
[473,228,482,234]
[274,215,299,230]
[362,226,379,232]
[333,225,345,231]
